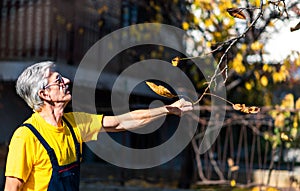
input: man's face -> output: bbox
[43,72,72,104]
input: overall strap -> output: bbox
[21,123,59,167]
[62,116,81,160]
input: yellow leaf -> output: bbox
[274,113,285,128]
[281,94,294,109]
[227,8,246,20]
[206,41,212,48]
[262,64,269,72]
[247,106,261,114]
[291,127,298,138]
[272,72,281,83]
[232,53,246,74]
[295,56,300,66]
[240,44,247,51]
[204,19,213,27]
[293,117,298,129]
[194,17,200,25]
[230,179,236,187]
[280,132,293,142]
[182,22,189,30]
[251,41,263,51]
[194,0,201,7]
[295,98,300,109]
[260,75,268,87]
[245,82,252,90]
[145,81,177,99]
[254,71,260,80]
[233,103,245,111]
[232,104,260,114]
[172,57,180,67]
[254,0,260,7]
[268,21,275,27]
[266,187,280,191]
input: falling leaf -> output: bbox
[290,21,300,32]
[227,8,246,20]
[172,57,180,66]
[232,104,260,114]
[145,81,177,99]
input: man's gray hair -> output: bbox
[16,61,55,111]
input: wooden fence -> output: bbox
[189,106,299,189]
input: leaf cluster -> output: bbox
[267,94,300,149]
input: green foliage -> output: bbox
[267,94,300,149]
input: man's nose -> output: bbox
[62,77,70,84]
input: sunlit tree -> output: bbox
[181,0,300,106]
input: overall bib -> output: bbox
[21,117,81,191]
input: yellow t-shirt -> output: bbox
[5,112,103,191]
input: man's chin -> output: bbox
[63,94,72,103]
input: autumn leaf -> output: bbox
[280,132,293,142]
[172,57,180,66]
[227,8,246,20]
[247,106,261,114]
[290,21,300,32]
[202,93,260,114]
[145,81,177,98]
[232,103,244,111]
[232,104,260,114]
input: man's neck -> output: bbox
[38,105,65,127]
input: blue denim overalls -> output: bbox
[22,117,81,191]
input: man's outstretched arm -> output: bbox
[102,98,193,132]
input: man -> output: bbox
[4,61,193,191]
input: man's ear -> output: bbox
[38,89,50,101]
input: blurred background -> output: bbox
[0,0,300,190]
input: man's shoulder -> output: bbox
[11,125,37,141]
[63,112,99,120]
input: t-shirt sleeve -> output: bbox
[5,127,34,182]
[65,112,103,142]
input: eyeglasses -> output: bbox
[43,74,65,89]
